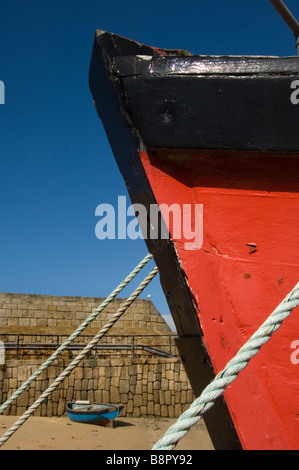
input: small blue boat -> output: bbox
[66,401,124,426]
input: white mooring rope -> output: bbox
[153,281,299,450]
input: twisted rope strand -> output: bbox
[0,253,153,415]
[153,282,299,450]
[0,266,158,448]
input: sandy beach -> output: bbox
[0,415,214,451]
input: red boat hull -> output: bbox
[140,148,299,449]
[89,30,299,449]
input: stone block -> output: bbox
[153,381,160,390]
[175,404,182,416]
[168,405,175,418]
[148,371,155,382]
[120,393,128,404]
[74,380,81,391]
[164,390,171,405]
[161,405,168,417]
[161,378,169,391]
[133,395,142,407]
[74,368,83,380]
[142,393,148,406]
[102,390,110,403]
[119,379,129,394]
[126,399,133,414]
[132,408,141,417]
[52,390,60,403]
[16,390,29,408]
[147,401,154,415]
[165,370,174,380]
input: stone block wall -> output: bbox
[0,293,172,336]
[0,292,195,420]
[0,357,194,419]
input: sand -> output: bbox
[0,415,214,451]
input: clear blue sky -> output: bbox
[0,0,298,331]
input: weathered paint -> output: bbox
[139,148,299,450]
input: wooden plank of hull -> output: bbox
[121,74,299,152]
[89,30,299,449]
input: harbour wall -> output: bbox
[0,357,194,418]
[0,292,171,336]
[0,292,194,419]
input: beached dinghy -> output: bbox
[66,401,124,426]
[89,2,299,450]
